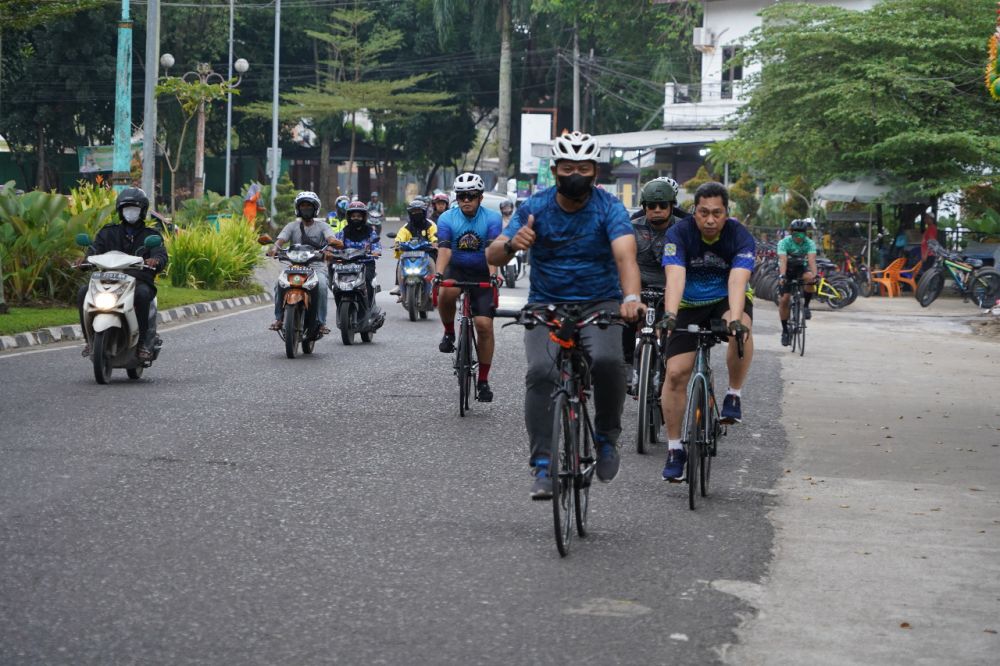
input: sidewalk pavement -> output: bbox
[726,294,1000,664]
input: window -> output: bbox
[721,46,743,100]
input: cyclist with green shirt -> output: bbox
[777,219,817,347]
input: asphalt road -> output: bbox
[0,246,787,665]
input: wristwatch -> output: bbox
[622,294,640,304]
[503,239,515,255]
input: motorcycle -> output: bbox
[259,235,328,358]
[329,247,385,345]
[388,233,435,322]
[367,207,384,238]
[503,247,527,289]
[75,233,163,384]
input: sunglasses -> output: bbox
[645,202,673,211]
[456,192,480,202]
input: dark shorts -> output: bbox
[664,297,753,359]
[444,265,495,318]
[780,260,808,295]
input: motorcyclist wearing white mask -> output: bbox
[76,187,168,361]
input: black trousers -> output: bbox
[78,281,156,345]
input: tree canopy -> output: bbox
[713,0,1000,198]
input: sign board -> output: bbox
[78,144,142,173]
[266,147,283,177]
[520,113,551,174]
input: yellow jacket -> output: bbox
[394,222,438,259]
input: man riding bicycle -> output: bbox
[487,130,644,499]
[777,219,818,346]
[435,172,502,403]
[624,176,682,394]
[659,181,755,481]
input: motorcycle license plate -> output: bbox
[336,263,361,271]
[401,251,426,259]
[96,271,129,281]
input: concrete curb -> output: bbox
[0,292,272,352]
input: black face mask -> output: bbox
[556,173,594,201]
[409,214,427,228]
[298,205,316,220]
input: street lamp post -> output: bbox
[159,57,246,200]
[225,57,249,198]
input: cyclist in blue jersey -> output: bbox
[659,181,755,481]
[487,131,645,500]
[435,172,503,402]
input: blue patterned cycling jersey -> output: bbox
[437,205,502,275]
[333,228,381,257]
[662,216,756,308]
[503,187,634,303]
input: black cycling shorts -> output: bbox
[780,260,808,295]
[664,297,753,359]
[443,266,495,318]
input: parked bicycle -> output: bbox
[433,278,499,417]
[917,239,1000,308]
[672,320,745,510]
[499,303,623,556]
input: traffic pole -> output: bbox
[141,0,159,200]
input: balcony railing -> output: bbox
[665,81,747,105]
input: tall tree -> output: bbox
[713,0,1000,198]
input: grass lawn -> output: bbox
[0,283,263,337]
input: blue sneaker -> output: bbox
[662,448,687,482]
[721,394,742,424]
[530,459,553,500]
[595,437,620,482]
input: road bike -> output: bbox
[633,288,664,455]
[785,278,807,356]
[500,303,623,556]
[434,279,498,416]
[672,320,745,510]
[917,240,1000,308]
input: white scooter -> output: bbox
[76,233,163,384]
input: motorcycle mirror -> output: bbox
[257,234,274,245]
[386,232,397,239]
[75,233,92,247]
[143,234,163,249]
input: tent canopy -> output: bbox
[815,173,924,205]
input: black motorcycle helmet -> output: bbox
[116,187,150,226]
[406,199,428,228]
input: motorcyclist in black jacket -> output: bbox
[78,187,168,361]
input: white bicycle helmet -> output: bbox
[551,130,600,162]
[454,172,485,193]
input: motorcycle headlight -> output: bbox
[404,266,423,275]
[94,292,118,310]
[304,272,320,288]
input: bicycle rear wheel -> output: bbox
[636,341,654,454]
[685,376,706,510]
[970,268,1000,308]
[701,391,717,497]
[550,392,575,556]
[789,296,800,353]
[797,297,806,357]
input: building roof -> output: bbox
[589,129,731,151]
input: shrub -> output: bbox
[164,216,261,290]
[68,180,117,216]
[0,184,92,303]
[173,191,244,229]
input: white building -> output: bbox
[664,0,878,129]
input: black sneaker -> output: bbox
[781,330,791,347]
[804,306,812,320]
[595,439,620,482]
[439,334,455,353]
[530,462,553,500]
[720,394,742,424]
[476,380,493,402]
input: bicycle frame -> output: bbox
[941,258,974,292]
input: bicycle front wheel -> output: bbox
[636,341,655,455]
[789,296,800,353]
[916,269,944,307]
[797,297,807,357]
[684,375,706,510]
[551,392,576,556]
[575,400,594,537]
[457,324,472,416]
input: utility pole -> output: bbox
[270,0,281,221]
[112,0,134,191]
[141,0,159,200]
[224,0,234,197]
[496,0,512,188]
[572,25,580,131]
